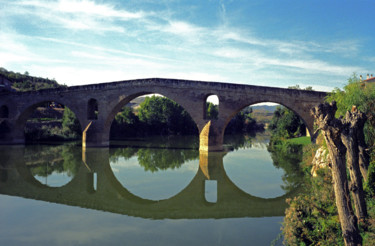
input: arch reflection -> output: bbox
[0,140,301,219]
[23,144,81,187]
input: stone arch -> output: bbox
[102,91,200,141]
[204,94,219,120]
[87,98,98,120]
[223,99,315,140]
[15,100,83,143]
[0,105,9,118]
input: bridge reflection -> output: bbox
[0,145,299,219]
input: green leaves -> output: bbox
[112,96,198,137]
[326,73,375,147]
[269,106,306,139]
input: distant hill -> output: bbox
[250,105,279,126]
[251,105,278,112]
[0,67,65,92]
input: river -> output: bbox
[0,133,303,246]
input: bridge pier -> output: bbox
[82,121,110,148]
[199,151,226,180]
[199,120,225,152]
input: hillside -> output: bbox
[251,105,278,127]
[0,67,65,92]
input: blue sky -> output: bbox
[1,0,374,91]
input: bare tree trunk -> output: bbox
[311,102,362,246]
[341,109,368,222]
[357,113,369,182]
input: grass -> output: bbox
[287,136,311,146]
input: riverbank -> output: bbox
[282,136,375,245]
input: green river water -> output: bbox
[0,133,303,246]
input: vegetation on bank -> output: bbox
[25,107,81,142]
[111,96,264,139]
[111,95,198,138]
[268,85,313,148]
[281,75,375,245]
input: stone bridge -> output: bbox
[0,146,300,219]
[0,78,326,151]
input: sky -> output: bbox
[1,0,375,92]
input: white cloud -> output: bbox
[56,0,144,19]
[11,0,145,33]
[1,0,369,90]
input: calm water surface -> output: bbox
[0,134,302,246]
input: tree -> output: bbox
[206,102,218,120]
[311,102,362,246]
[326,73,375,181]
[269,106,306,139]
[225,107,263,134]
[137,96,197,135]
[62,107,81,138]
[111,106,141,138]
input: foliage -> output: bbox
[25,107,81,142]
[25,125,66,142]
[363,199,375,245]
[269,106,306,140]
[137,148,199,172]
[286,136,311,146]
[282,75,375,245]
[268,85,312,145]
[288,84,313,91]
[225,107,264,134]
[0,67,65,91]
[365,160,375,198]
[326,73,375,148]
[206,102,218,120]
[283,145,344,246]
[62,107,81,138]
[112,96,198,137]
[26,144,81,177]
[111,107,142,138]
[109,147,138,163]
[109,146,199,172]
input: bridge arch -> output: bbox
[204,94,219,120]
[222,98,315,140]
[15,99,83,143]
[101,90,200,143]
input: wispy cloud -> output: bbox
[1,0,371,90]
[10,0,146,33]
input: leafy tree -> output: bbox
[62,107,81,138]
[206,102,218,119]
[111,106,141,138]
[269,106,306,139]
[327,73,375,148]
[115,107,138,125]
[268,85,312,142]
[225,107,264,134]
[138,96,197,135]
